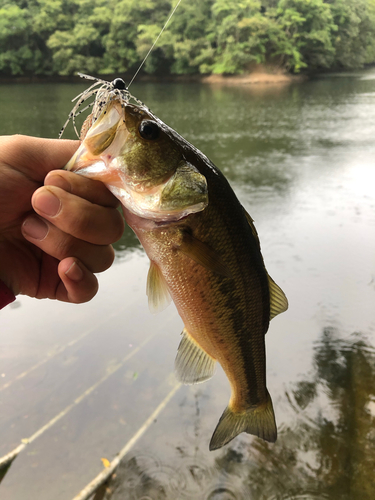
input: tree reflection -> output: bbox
[102,327,375,500]
[248,326,375,500]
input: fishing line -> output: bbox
[127,0,184,89]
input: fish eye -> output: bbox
[112,78,126,90]
[139,120,160,140]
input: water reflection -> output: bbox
[1,72,375,499]
[250,327,375,500]
[100,327,375,500]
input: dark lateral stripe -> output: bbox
[225,278,270,406]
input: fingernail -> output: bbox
[22,216,49,240]
[65,261,84,282]
[33,189,61,217]
[45,173,71,192]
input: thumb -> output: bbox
[56,258,99,303]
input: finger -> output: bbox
[56,258,99,303]
[21,215,115,273]
[45,170,120,208]
[31,185,124,245]
[0,135,79,181]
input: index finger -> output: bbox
[0,135,79,182]
[45,170,120,208]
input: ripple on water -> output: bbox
[206,486,244,500]
[176,456,214,498]
[120,454,161,491]
[138,463,186,495]
[278,494,330,500]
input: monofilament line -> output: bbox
[127,0,183,89]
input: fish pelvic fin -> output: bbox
[175,328,216,384]
[209,392,277,451]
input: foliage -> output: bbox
[277,0,337,71]
[0,0,375,77]
[330,0,375,68]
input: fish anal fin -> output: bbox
[146,260,172,313]
[175,328,216,385]
[209,391,277,451]
[179,231,232,279]
[268,275,288,320]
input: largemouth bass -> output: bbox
[64,78,288,450]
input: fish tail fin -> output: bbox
[209,392,277,451]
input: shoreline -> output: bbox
[1,63,373,86]
[0,69,307,86]
[201,72,306,85]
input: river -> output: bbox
[1,71,375,499]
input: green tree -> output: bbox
[0,0,50,75]
[155,0,214,75]
[1,0,375,77]
[277,0,337,71]
[330,0,375,68]
[102,0,170,75]
[204,0,268,74]
[46,0,112,75]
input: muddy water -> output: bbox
[0,71,375,499]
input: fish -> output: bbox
[63,76,288,450]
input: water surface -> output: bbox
[0,72,375,499]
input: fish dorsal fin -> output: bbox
[175,328,216,384]
[179,231,232,279]
[243,207,288,320]
[268,275,288,320]
[146,260,172,313]
[242,207,261,249]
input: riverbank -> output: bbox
[202,72,306,85]
[0,66,306,86]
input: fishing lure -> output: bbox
[59,73,144,139]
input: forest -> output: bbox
[1,0,375,77]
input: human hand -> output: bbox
[0,135,124,303]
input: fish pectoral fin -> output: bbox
[179,231,232,279]
[146,261,172,313]
[175,328,216,385]
[268,275,288,320]
[209,392,277,451]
